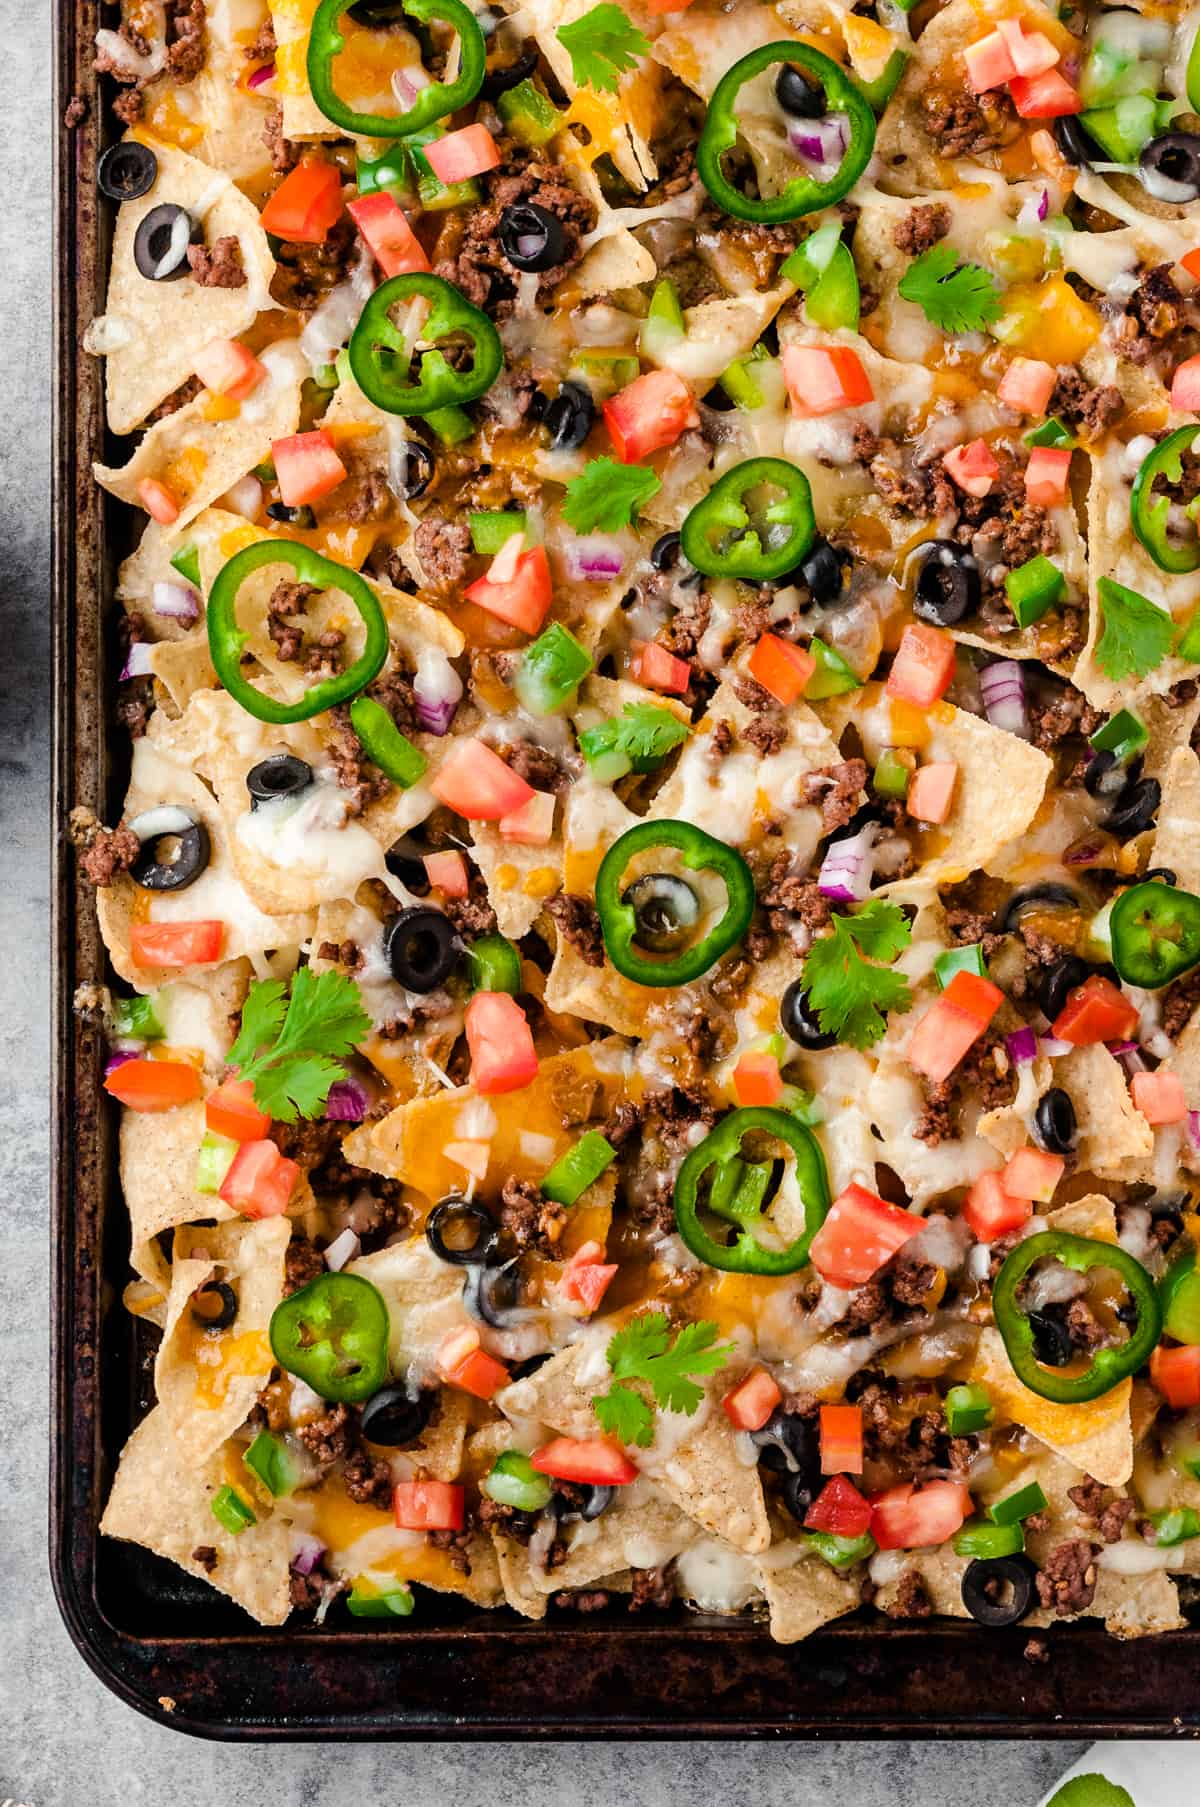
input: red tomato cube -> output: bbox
[560,1242,619,1314]
[1151,1344,1200,1406]
[205,1077,271,1143]
[271,430,347,507]
[1170,355,1200,412]
[1051,974,1139,1045]
[1131,1071,1188,1126]
[908,972,1003,1084]
[963,29,1018,92]
[394,1480,465,1531]
[996,19,1060,75]
[906,760,958,824]
[437,1326,510,1399]
[130,920,225,968]
[1025,445,1072,506]
[104,1058,203,1112]
[809,1183,925,1289]
[465,991,538,1095]
[944,439,999,498]
[423,849,469,897]
[1009,68,1082,117]
[464,544,553,635]
[603,369,697,462]
[819,1403,864,1475]
[870,1480,971,1550]
[1002,1147,1065,1204]
[782,345,873,417]
[423,124,501,183]
[732,1051,784,1108]
[996,357,1056,416]
[431,738,536,820]
[218,1139,300,1219]
[630,642,691,695]
[530,1437,639,1485]
[498,789,556,845]
[193,338,267,401]
[962,1170,1032,1243]
[136,478,181,526]
[886,623,956,706]
[260,157,343,243]
[346,192,430,277]
[723,1367,783,1432]
[805,1474,872,1538]
[747,633,816,705]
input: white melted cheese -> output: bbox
[675,1538,759,1612]
[235,779,394,898]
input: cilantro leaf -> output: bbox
[800,899,914,1051]
[578,702,689,775]
[897,242,1003,335]
[594,1383,655,1447]
[233,968,371,1124]
[562,457,661,533]
[1095,577,1174,682]
[556,2,649,94]
[593,1313,734,1445]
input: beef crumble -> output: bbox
[499,1175,566,1257]
[187,235,246,288]
[884,1570,933,1618]
[76,821,141,887]
[413,515,473,594]
[1036,1540,1099,1615]
[629,1563,676,1611]
[1048,368,1124,438]
[284,1235,326,1297]
[803,759,868,833]
[545,892,605,967]
[434,158,596,314]
[921,86,1019,157]
[892,204,951,256]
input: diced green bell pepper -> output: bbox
[1148,1506,1200,1547]
[1079,96,1170,164]
[1089,708,1148,765]
[497,79,564,149]
[953,1518,1025,1559]
[1005,553,1066,627]
[1024,417,1075,449]
[720,343,775,411]
[243,1430,304,1498]
[482,1450,553,1512]
[873,747,914,800]
[572,349,641,395]
[348,695,428,788]
[211,1485,256,1534]
[944,1381,994,1435]
[169,544,201,587]
[640,279,686,362]
[196,1131,238,1195]
[541,1129,616,1206]
[806,1529,877,1569]
[934,944,988,990]
[465,932,522,995]
[347,1576,416,1617]
[111,993,165,1041]
[424,405,474,445]
[805,638,860,698]
[988,1480,1048,1525]
[513,622,593,716]
[469,510,526,555]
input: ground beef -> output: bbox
[803,759,868,833]
[629,1563,675,1611]
[295,1401,393,1504]
[619,1086,717,1236]
[554,1589,612,1612]
[1048,368,1124,438]
[503,739,569,794]
[343,1445,395,1508]
[499,1175,566,1257]
[1163,965,1200,1039]
[922,85,1018,157]
[342,470,394,524]
[427,1528,472,1573]
[117,678,154,739]
[271,210,355,314]
[192,1544,218,1573]
[1065,1296,1108,1354]
[545,892,605,967]
[297,1403,356,1474]
[760,852,834,937]
[165,0,206,81]
[659,590,711,658]
[477,1497,536,1543]
[1036,1540,1099,1615]
[834,1246,936,1334]
[885,1570,933,1619]
[1126,264,1185,345]
[284,1235,326,1297]
[413,515,472,595]
[433,158,595,314]
[145,375,203,423]
[244,17,276,62]
[603,1099,644,1148]
[850,1377,952,1482]
[441,876,499,938]
[79,823,140,887]
[187,235,245,288]
[708,719,735,762]
[263,104,299,175]
[289,1570,327,1611]
[942,904,1006,960]
[1068,1478,1135,1545]
[730,672,776,713]
[1028,685,1104,755]
[684,1007,720,1064]
[744,714,786,757]
[267,579,317,662]
[914,1027,1015,1144]
[892,204,951,256]
[326,704,391,816]
[854,424,958,520]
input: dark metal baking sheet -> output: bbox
[50,0,1200,1741]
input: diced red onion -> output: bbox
[1188,1110,1200,1153]
[564,534,625,582]
[221,474,263,520]
[104,1049,139,1078]
[1005,1026,1039,1065]
[1017,188,1050,230]
[120,641,154,681]
[290,1532,326,1576]
[325,1076,370,1122]
[392,64,431,108]
[817,823,878,903]
[151,580,200,624]
[979,659,1028,738]
[413,646,463,737]
[1107,1039,1148,1076]
[247,60,276,90]
[324,1227,361,1272]
[787,115,848,167]
[1038,1036,1073,1058]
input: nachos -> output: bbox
[77,0,1200,1642]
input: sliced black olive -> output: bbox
[1106,776,1160,839]
[1140,132,1200,204]
[499,202,566,273]
[624,873,701,953]
[1034,1087,1077,1155]
[98,140,158,202]
[781,979,837,1050]
[543,381,594,451]
[961,1555,1037,1628]
[650,530,683,572]
[393,438,435,500]
[134,203,203,281]
[751,1407,819,1478]
[347,0,407,20]
[1028,1304,1074,1367]
[775,64,825,119]
[999,883,1080,934]
[360,1384,432,1446]
[1037,955,1090,1023]
[797,538,847,605]
[781,1466,818,1523]
[914,541,979,628]
[580,1484,615,1520]
[1144,867,1177,886]
[549,1481,615,1521]
[425,1196,498,1267]
[1083,749,1129,800]
[266,502,317,528]
[384,837,431,895]
[481,45,539,99]
[246,753,314,808]
[464,1259,524,1328]
[1053,115,1102,168]
[385,905,460,992]
[190,1280,237,1332]
[128,807,211,892]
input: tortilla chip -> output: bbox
[101,1407,293,1625]
[1148,746,1200,894]
[871,1545,971,1620]
[122,1100,237,1293]
[1057,1043,1154,1176]
[173,1,279,181]
[970,1326,1133,1489]
[471,820,564,940]
[295,1473,504,1604]
[506,0,660,190]
[271,0,355,141]
[347,1235,468,1370]
[93,138,277,433]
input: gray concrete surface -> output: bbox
[0,0,1149,1797]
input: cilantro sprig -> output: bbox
[897,243,1003,336]
[1095,577,1174,682]
[799,899,913,1052]
[593,1312,734,1448]
[579,701,689,774]
[562,457,662,533]
[556,2,649,94]
[229,968,371,1123]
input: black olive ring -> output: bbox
[361,1383,432,1446]
[128,806,211,892]
[960,1555,1038,1628]
[425,1196,499,1267]
[385,906,460,993]
[189,1279,238,1333]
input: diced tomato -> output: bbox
[464,543,552,635]
[465,990,538,1095]
[722,1366,782,1432]
[1002,1147,1065,1204]
[782,345,874,417]
[1181,249,1200,283]
[732,1051,784,1108]
[104,1057,202,1112]
[271,430,347,507]
[424,849,469,897]
[218,1138,300,1219]
[963,29,1017,92]
[1131,1070,1188,1126]
[136,478,180,526]
[809,1182,925,1289]
[885,622,956,706]
[1009,68,1081,118]
[393,1480,465,1531]
[1151,1343,1200,1407]
[996,18,1060,76]
[870,1480,971,1550]
[747,632,816,705]
[944,439,999,498]
[530,1437,638,1485]
[437,1326,510,1400]
[205,1077,271,1142]
[561,1242,619,1314]
[1051,974,1139,1046]
[260,157,343,243]
[908,970,1004,1084]
[1170,354,1200,412]
[130,920,224,968]
[603,369,697,462]
[819,1404,864,1475]
[346,192,429,277]
[645,0,695,10]
[1025,445,1072,506]
[962,1170,1032,1243]
[423,123,501,184]
[430,738,536,820]
[193,337,266,401]
[906,760,958,825]
[805,1473,872,1538]
[629,641,691,695]
[996,356,1057,416]
[499,789,556,845]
